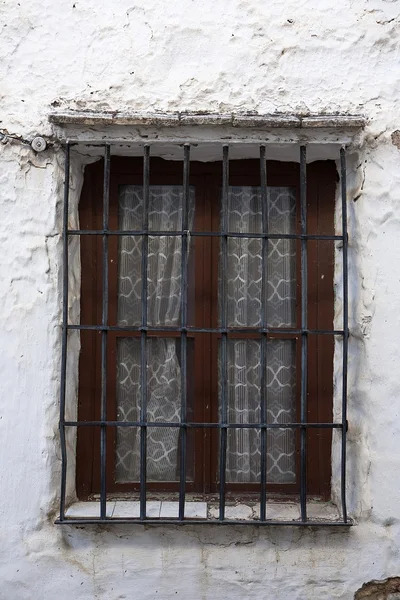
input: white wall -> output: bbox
[1,1,400,598]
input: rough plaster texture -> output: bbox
[1,0,400,599]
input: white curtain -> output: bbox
[115,184,297,485]
[116,185,193,483]
[222,187,297,483]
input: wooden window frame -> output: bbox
[76,156,336,501]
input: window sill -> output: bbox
[63,500,346,525]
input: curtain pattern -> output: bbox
[222,339,296,483]
[223,186,296,327]
[115,186,194,483]
[117,185,194,327]
[116,337,182,482]
[221,186,297,483]
[115,184,297,484]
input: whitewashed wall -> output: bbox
[1,1,400,598]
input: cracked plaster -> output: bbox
[1,0,400,599]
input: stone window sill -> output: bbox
[65,500,343,523]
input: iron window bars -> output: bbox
[57,142,350,526]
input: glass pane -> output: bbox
[115,337,194,483]
[118,235,142,326]
[147,236,183,327]
[220,186,296,328]
[219,338,296,484]
[115,338,141,482]
[267,186,296,327]
[226,237,262,327]
[117,185,195,327]
[266,339,296,484]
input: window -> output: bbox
[59,142,349,525]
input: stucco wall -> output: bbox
[1,1,400,598]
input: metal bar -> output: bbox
[219,145,229,521]
[140,145,150,520]
[68,229,343,241]
[67,324,344,335]
[59,142,70,521]
[259,145,268,521]
[179,144,190,521]
[100,144,111,519]
[300,145,308,522]
[65,421,344,429]
[340,147,349,524]
[56,518,353,527]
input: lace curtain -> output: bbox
[222,187,297,483]
[116,186,194,482]
[115,184,297,484]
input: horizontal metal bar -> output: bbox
[67,229,343,241]
[64,421,343,429]
[55,518,352,527]
[67,324,344,335]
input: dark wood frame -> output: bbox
[76,157,336,501]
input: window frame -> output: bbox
[76,155,336,503]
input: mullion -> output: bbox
[139,145,150,520]
[179,144,190,520]
[100,144,110,519]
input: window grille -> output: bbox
[57,141,350,526]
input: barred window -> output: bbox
[59,142,349,525]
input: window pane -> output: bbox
[115,337,140,482]
[266,339,296,484]
[219,338,296,484]
[147,235,183,327]
[220,186,296,328]
[117,185,195,327]
[118,235,142,326]
[115,337,194,483]
[266,187,297,328]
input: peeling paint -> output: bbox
[391,130,400,150]
[355,577,400,599]
[1,0,400,598]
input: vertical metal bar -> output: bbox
[100,144,110,519]
[219,145,229,521]
[300,145,308,522]
[140,145,150,521]
[259,145,268,521]
[59,142,70,521]
[340,147,348,523]
[179,144,190,521]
